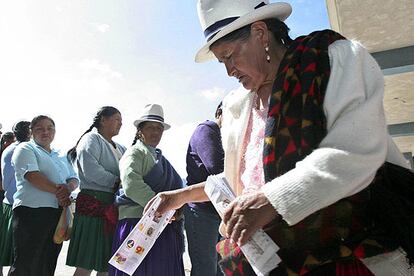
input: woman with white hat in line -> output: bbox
[147,0,413,275]
[109,104,185,276]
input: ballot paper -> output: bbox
[108,197,175,275]
[205,174,281,276]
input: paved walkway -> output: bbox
[2,241,191,275]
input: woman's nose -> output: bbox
[225,62,236,77]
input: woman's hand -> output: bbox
[56,184,71,207]
[223,191,278,246]
[144,189,187,216]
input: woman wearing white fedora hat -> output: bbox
[109,104,185,276]
[147,0,414,275]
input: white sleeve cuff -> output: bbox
[23,163,39,175]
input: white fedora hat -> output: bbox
[133,104,171,130]
[195,0,292,63]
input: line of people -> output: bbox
[2,0,414,275]
[0,103,223,276]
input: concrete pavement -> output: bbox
[2,240,191,275]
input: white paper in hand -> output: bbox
[205,174,281,276]
[108,197,175,275]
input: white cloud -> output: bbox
[78,59,123,80]
[159,122,199,178]
[200,87,226,101]
[0,1,242,181]
[91,23,110,33]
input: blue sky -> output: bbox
[0,0,330,176]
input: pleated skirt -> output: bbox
[66,190,114,272]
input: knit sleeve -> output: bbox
[192,123,224,175]
[262,40,390,225]
[77,133,118,188]
[119,143,156,207]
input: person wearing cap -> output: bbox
[66,106,126,276]
[0,121,30,273]
[109,104,184,276]
[10,115,78,276]
[148,0,413,275]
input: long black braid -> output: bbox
[131,122,146,146]
[67,106,120,163]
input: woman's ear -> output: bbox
[99,116,106,128]
[137,129,144,139]
[250,21,269,47]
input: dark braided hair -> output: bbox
[211,18,292,49]
[68,106,120,163]
[215,101,223,119]
[131,122,146,146]
[0,132,15,158]
[13,121,31,142]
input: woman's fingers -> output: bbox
[219,221,227,237]
[238,224,256,245]
[56,185,70,198]
[143,192,181,217]
[223,200,237,238]
[155,193,172,215]
[143,195,158,214]
[223,191,278,246]
[229,216,247,244]
[222,199,236,226]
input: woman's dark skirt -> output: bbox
[109,217,185,276]
[0,203,14,266]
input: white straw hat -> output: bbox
[133,104,171,130]
[195,0,292,63]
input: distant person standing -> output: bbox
[185,103,224,276]
[0,131,16,199]
[10,115,77,276]
[0,121,30,275]
[1,132,16,150]
[66,106,125,276]
[0,130,16,197]
[0,132,16,158]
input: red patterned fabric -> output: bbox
[76,193,118,234]
[262,30,343,179]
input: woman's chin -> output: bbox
[239,79,257,91]
[241,82,252,90]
